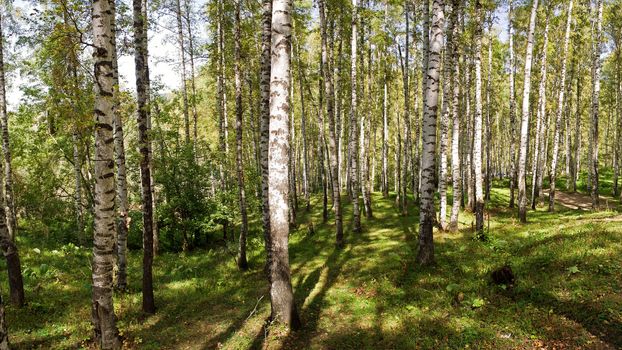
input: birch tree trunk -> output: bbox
[417,0,443,265]
[133,0,156,314]
[449,0,461,232]
[259,0,272,277]
[268,0,301,328]
[548,0,573,211]
[72,130,83,243]
[531,13,550,210]
[349,0,361,233]
[112,41,130,293]
[360,10,372,219]
[382,16,389,198]
[175,0,191,143]
[0,13,16,242]
[0,174,23,307]
[473,0,485,237]
[439,0,453,230]
[234,0,248,269]
[319,0,343,246]
[296,42,310,211]
[184,0,199,146]
[590,0,603,209]
[517,0,539,223]
[401,5,411,216]
[572,73,582,193]
[0,294,7,350]
[485,19,493,201]
[508,0,517,208]
[92,0,121,345]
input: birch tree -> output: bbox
[517,0,539,223]
[417,0,443,265]
[267,0,301,328]
[549,0,573,211]
[508,0,517,208]
[473,0,485,237]
[349,0,361,233]
[234,0,248,269]
[259,0,272,276]
[590,0,603,209]
[91,0,121,345]
[449,0,461,232]
[0,11,15,241]
[133,0,156,314]
[531,12,550,210]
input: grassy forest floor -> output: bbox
[2,176,622,349]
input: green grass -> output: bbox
[2,177,622,349]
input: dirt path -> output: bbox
[542,190,618,211]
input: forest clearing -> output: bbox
[0,0,619,349]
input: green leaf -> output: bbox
[567,265,580,274]
[446,283,460,293]
[471,298,485,308]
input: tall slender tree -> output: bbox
[234,0,248,269]
[175,0,190,143]
[417,0,443,265]
[517,0,539,223]
[590,0,603,209]
[549,0,573,211]
[439,0,453,230]
[473,0,485,237]
[508,0,517,209]
[91,0,122,345]
[0,11,15,241]
[133,0,156,314]
[0,10,24,308]
[449,0,461,232]
[531,11,550,210]
[259,0,272,280]
[267,0,301,328]
[349,0,361,233]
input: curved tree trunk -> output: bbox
[417,0,443,265]
[268,0,301,328]
[548,0,573,212]
[91,0,122,346]
[517,0,539,223]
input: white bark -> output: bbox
[517,0,539,222]
[548,0,573,211]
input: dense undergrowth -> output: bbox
[1,177,621,349]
